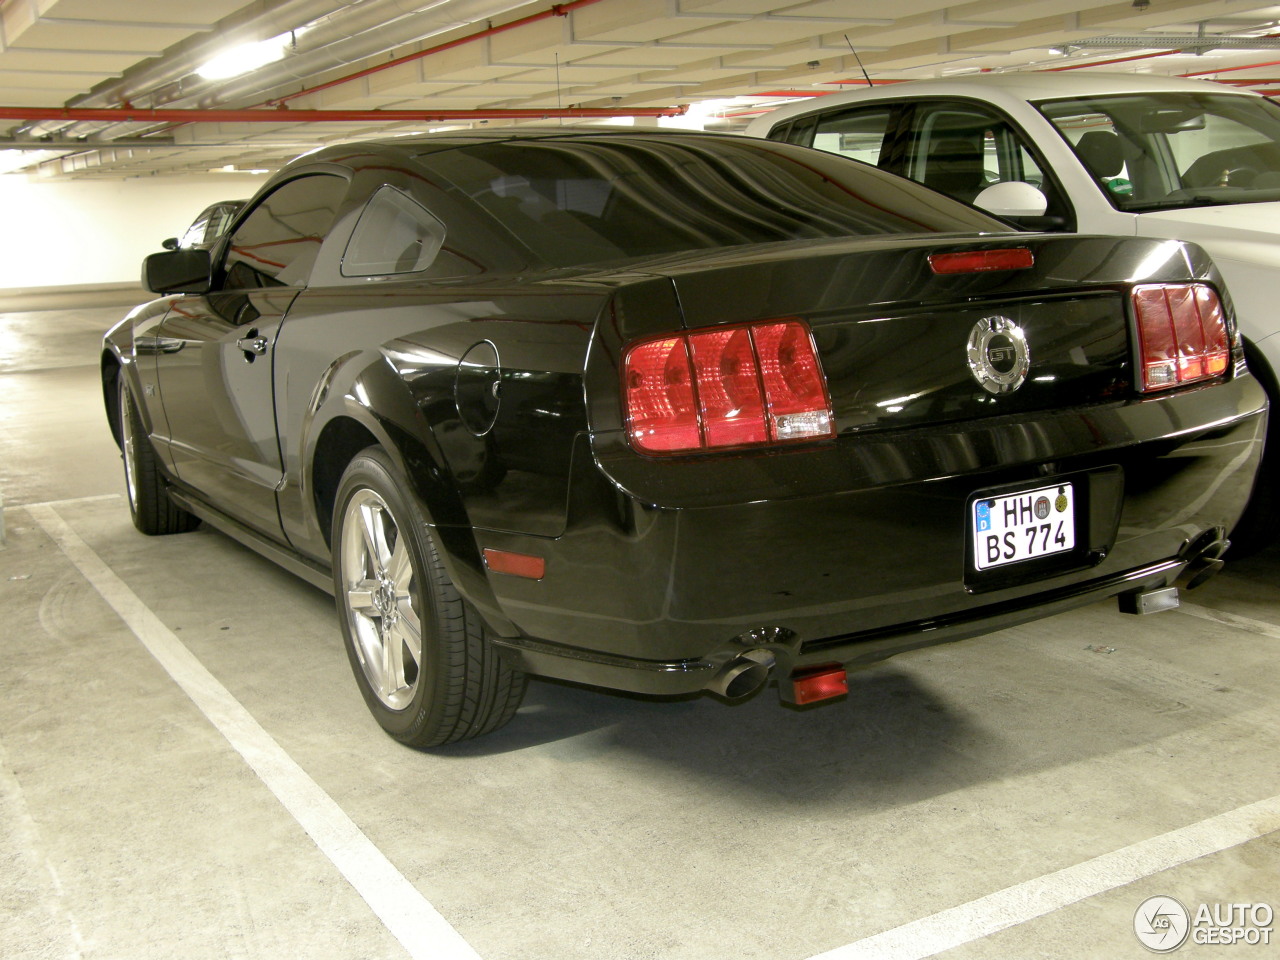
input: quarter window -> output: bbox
[342,186,446,277]
[811,107,893,165]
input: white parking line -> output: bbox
[1178,602,1280,641]
[4,493,121,510]
[807,793,1280,960]
[27,503,483,960]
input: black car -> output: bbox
[103,129,1266,747]
[161,199,247,250]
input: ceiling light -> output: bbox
[198,32,295,81]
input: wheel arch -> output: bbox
[310,415,381,547]
[102,350,123,448]
[309,405,519,636]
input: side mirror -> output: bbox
[143,248,213,295]
[161,237,179,251]
[973,181,1049,218]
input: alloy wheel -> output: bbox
[338,488,424,710]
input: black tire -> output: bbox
[117,375,199,536]
[331,447,525,747]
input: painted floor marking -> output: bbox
[1178,601,1280,641]
[3,493,121,510]
[28,503,482,960]
[807,793,1280,960]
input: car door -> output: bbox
[152,173,349,539]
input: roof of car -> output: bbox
[744,71,1260,135]
[287,126,758,170]
[878,70,1255,101]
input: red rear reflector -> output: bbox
[1132,283,1231,392]
[624,319,835,455]
[483,548,545,580]
[928,248,1035,274]
[792,665,849,705]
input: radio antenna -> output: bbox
[556,53,563,125]
[843,34,874,87]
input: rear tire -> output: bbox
[332,447,525,747]
[117,376,199,536]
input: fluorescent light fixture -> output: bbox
[0,149,60,175]
[211,164,271,174]
[198,32,294,81]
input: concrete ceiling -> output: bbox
[5,0,1280,179]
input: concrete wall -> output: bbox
[0,173,268,291]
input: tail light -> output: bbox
[624,319,835,455]
[1131,283,1231,392]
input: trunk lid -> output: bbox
[653,234,1199,435]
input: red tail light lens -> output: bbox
[1132,283,1231,392]
[624,319,835,455]
[622,336,700,453]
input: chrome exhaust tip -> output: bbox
[1178,530,1230,591]
[706,649,775,700]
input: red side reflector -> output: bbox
[483,548,545,580]
[624,319,835,455]
[1131,283,1231,392]
[791,665,848,705]
[928,248,1035,274]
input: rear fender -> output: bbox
[307,355,518,636]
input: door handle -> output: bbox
[237,333,269,358]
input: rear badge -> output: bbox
[967,316,1030,395]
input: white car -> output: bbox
[748,72,1279,549]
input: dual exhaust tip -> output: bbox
[706,648,849,705]
[712,531,1231,698]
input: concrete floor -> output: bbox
[1,302,1277,960]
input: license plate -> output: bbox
[971,483,1075,571]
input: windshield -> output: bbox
[1035,92,1280,212]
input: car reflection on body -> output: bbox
[103,129,1266,747]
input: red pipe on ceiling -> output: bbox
[0,105,685,123]
[1179,57,1280,77]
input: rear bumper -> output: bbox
[489,557,1184,696]
[476,374,1267,695]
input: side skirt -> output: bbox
[167,488,335,595]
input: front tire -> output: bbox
[117,375,199,536]
[332,447,525,747]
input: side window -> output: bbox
[223,174,347,289]
[904,102,1070,226]
[810,107,893,164]
[203,203,239,244]
[908,105,1003,202]
[341,186,446,277]
[178,215,210,248]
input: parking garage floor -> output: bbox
[2,301,1278,960]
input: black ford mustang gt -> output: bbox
[103,129,1267,747]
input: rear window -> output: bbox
[420,135,1006,268]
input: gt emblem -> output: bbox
[967,315,1030,395]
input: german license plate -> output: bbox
[972,483,1075,571]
